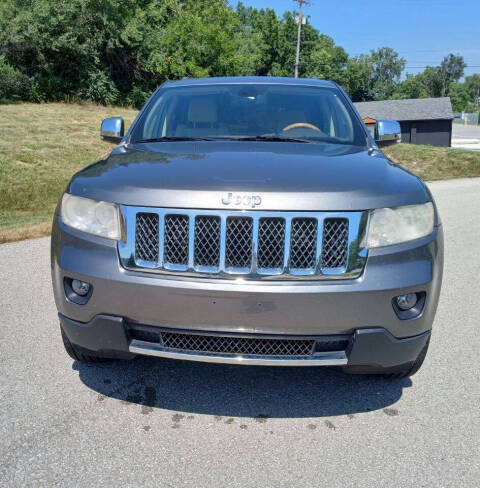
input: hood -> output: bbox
[69,141,429,211]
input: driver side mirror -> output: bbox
[100,117,124,143]
[374,119,401,146]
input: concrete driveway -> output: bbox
[1,178,479,487]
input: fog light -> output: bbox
[71,279,91,296]
[395,293,418,311]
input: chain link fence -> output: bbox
[454,112,480,125]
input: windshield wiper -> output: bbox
[132,136,218,143]
[213,135,311,143]
[133,135,337,144]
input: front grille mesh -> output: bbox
[133,211,354,277]
[164,214,189,265]
[257,218,285,269]
[322,219,349,269]
[290,218,318,269]
[225,217,253,268]
[135,213,159,262]
[162,332,314,356]
[194,216,220,267]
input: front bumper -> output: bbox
[51,214,443,367]
[59,313,430,368]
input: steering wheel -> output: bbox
[282,122,321,132]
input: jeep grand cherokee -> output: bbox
[51,77,443,377]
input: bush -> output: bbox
[77,70,120,106]
[0,56,29,102]
[125,86,152,109]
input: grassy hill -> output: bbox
[0,102,479,243]
[0,103,137,242]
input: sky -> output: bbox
[233,0,480,79]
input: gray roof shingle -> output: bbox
[354,97,454,121]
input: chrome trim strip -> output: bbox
[129,340,348,366]
[251,214,259,274]
[118,207,368,281]
[188,214,195,269]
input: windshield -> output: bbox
[130,83,367,146]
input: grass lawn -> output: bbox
[383,143,480,181]
[0,103,137,243]
[0,102,479,243]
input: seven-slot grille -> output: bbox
[129,209,355,278]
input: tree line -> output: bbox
[0,0,478,112]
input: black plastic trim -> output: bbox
[59,313,431,369]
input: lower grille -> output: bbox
[162,332,314,356]
[129,328,350,357]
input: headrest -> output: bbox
[188,98,218,123]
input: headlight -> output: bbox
[364,202,434,248]
[61,194,121,240]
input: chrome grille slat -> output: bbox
[120,208,367,280]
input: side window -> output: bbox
[327,94,354,141]
[142,94,176,139]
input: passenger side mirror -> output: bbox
[100,117,124,143]
[374,119,401,146]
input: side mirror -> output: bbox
[374,119,401,145]
[100,117,124,143]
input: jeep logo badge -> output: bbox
[221,193,262,208]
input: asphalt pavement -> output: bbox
[452,123,480,151]
[1,178,479,487]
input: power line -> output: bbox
[405,66,480,69]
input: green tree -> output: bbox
[369,47,406,100]
[343,48,405,101]
[439,54,466,96]
[344,55,373,101]
[235,4,282,76]
[449,74,480,112]
[392,74,429,100]
[449,83,470,112]
[1,1,476,108]
[305,34,349,85]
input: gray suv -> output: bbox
[51,77,443,377]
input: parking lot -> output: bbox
[1,178,479,487]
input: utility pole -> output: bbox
[293,0,310,78]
